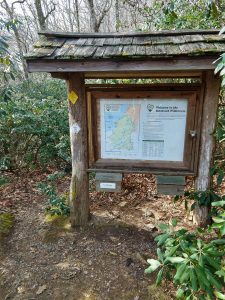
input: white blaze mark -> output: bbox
[70,123,81,134]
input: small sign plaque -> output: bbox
[96,173,123,181]
[95,172,122,192]
[100,182,116,189]
[156,176,186,196]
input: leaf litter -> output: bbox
[0,169,195,299]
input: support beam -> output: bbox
[67,73,89,226]
[194,71,221,226]
[84,71,202,79]
[27,57,217,73]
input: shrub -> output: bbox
[38,182,70,216]
[0,77,70,169]
[145,204,225,299]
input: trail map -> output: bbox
[100,99,188,161]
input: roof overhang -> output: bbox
[27,56,217,74]
[25,29,225,75]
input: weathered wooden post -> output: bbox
[67,73,89,226]
[193,71,221,226]
[25,29,225,228]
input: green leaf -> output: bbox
[158,223,169,232]
[191,202,195,210]
[212,201,225,207]
[166,245,179,257]
[195,266,210,288]
[205,256,221,270]
[217,171,224,185]
[197,227,204,234]
[156,268,163,286]
[180,267,190,284]
[205,268,222,291]
[212,217,225,224]
[215,62,224,74]
[205,286,215,300]
[171,218,177,227]
[157,248,164,262]
[155,233,170,246]
[219,27,225,35]
[174,264,186,282]
[174,195,180,202]
[215,269,225,279]
[220,223,225,236]
[190,268,198,291]
[166,257,186,263]
[214,291,225,300]
[145,259,161,274]
[197,239,202,249]
[176,288,184,299]
[220,67,225,76]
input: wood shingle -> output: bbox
[25,29,225,62]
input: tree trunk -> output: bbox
[115,0,120,32]
[74,0,80,32]
[34,0,47,30]
[194,71,221,226]
[86,0,98,32]
[66,0,74,32]
[67,73,89,226]
[2,0,29,79]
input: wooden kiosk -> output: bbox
[25,29,224,226]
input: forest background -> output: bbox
[1,0,225,171]
[1,1,225,299]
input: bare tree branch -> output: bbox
[11,0,26,9]
[44,2,56,21]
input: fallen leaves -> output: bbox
[36,284,47,295]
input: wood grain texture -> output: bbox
[27,57,217,73]
[38,29,220,38]
[68,73,89,226]
[87,88,201,174]
[84,71,202,78]
[193,71,221,226]
[87,92,95,165]
[88,168,195,176]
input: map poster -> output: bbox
[100,98,188,162]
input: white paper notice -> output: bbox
[100,182,116,189]
[100,99,188,161]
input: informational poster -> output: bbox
[100,98,188,161]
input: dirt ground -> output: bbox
[0,170,193,300]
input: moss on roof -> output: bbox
[25,29,225,60]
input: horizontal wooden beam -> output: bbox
[27,57,217,73]
[84,71,202,79]
[39,29,220,38]
[85,83,201,91]
[87,168,195,176]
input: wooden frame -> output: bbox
[86,84,203,175]
[27,57,217,73]
[26,28,223,226]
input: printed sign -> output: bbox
[100,182,116,189]
[100,98,188,162]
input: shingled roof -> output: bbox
[26,29,225,61]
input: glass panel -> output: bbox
[99,98,188,162]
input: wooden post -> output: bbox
[194,71,221,226]
[67,73,89,226]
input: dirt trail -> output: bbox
[0,171,190,299]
